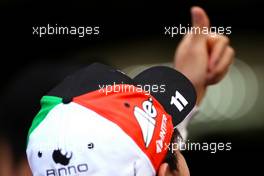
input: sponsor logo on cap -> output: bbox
[134,98,157,147]
[156,114,168,153]
[52,149,72,166]
[37,147,90,176]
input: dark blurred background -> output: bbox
[1,0,264,175]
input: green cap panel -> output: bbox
[27,96,62,144]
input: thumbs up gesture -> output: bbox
[174,7,235,104]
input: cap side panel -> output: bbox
[73,85,174,171]
[27,96,62,144]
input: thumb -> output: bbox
[191,6,210,39]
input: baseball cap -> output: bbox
[26,63,196,176]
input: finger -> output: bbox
[191,6,210,40]
[207,34,230,70]
[214,46,234,75]
[207,46,235,84]
[207,67,229,85]
[158,163,170,176]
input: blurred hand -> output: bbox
[174,6,235,104]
